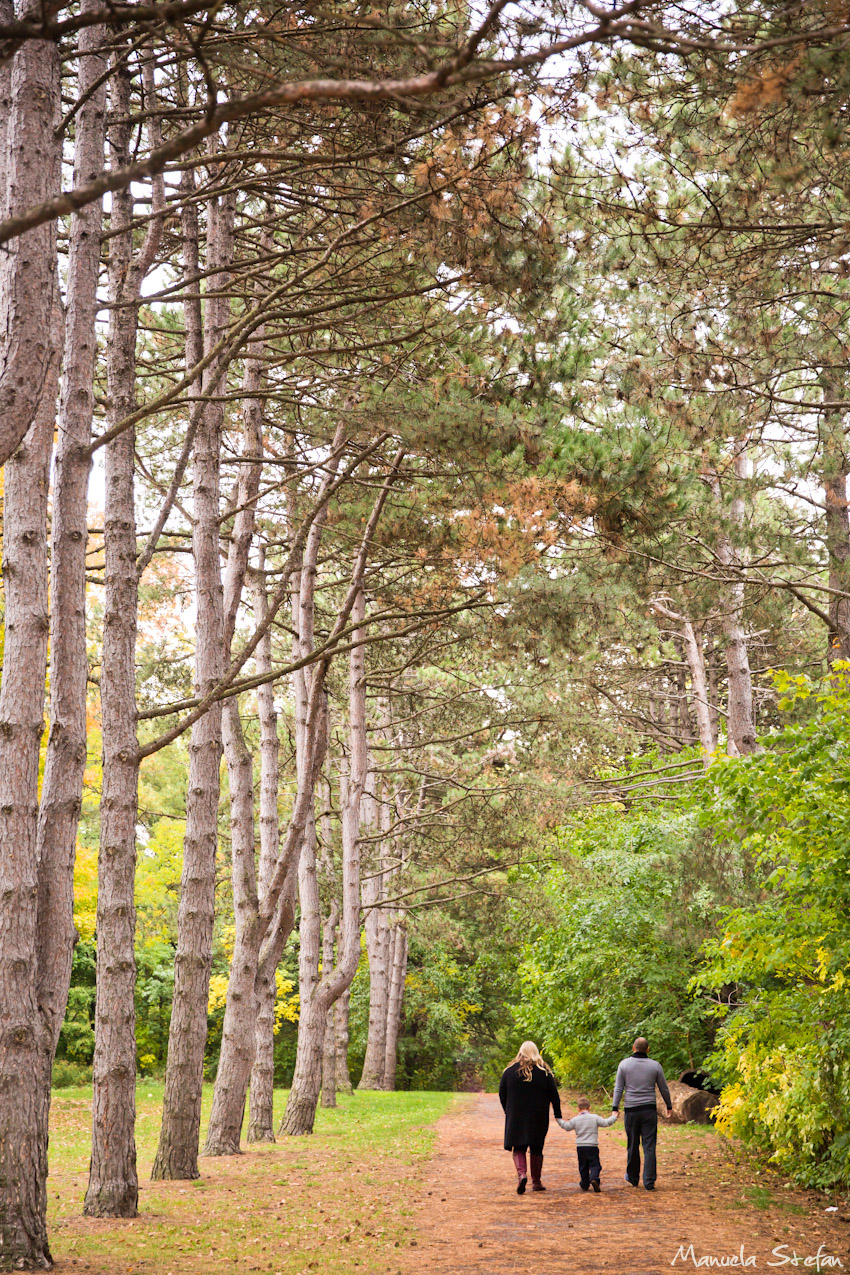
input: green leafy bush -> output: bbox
[696,673,850,1188]
[512,808,726,1088]
[51,1060,92,1088]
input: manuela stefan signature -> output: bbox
[670,1245,844,1270]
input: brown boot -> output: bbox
[530,1154,545,1191]
[512,1150,528,1194]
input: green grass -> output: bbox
[48,1084,461,1274]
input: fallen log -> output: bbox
[658,1079,719,1125]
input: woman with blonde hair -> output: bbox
[498,1041,562,1193]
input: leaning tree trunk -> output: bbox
[153,176,234,1180]
[281,588,368,1136]
[277,565,326,1136]
[0,0,61,468]
[280,456,402,1135]
[0,296,58,1269]
[200,314,266,1157]
[84,56,164,1217]
[715,445,758,755]
[208,492,335,1153]
[202,699,259,1155]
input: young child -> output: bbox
[557,1097,618,1192]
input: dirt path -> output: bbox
[405,1094,849,1275]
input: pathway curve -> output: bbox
[405,1093,849,1275]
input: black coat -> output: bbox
[499,1061,562,1151]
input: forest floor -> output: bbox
[406,1093,850,1275]
[46,1086,849,1275]
[47,1084,454,1275]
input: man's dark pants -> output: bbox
[624,1104,658,1187]
[576,1145,601,1190]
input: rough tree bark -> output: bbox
[35,0,106,1066]
[359,777,392,1090]
[382,924,409,1090]
[320,803,340,1110]
[715,445,758,755]
[153,172,234,1180]
[335,990,354,1095]
[0,295,59,1269]
[247,551,282,1144]
[202,696,258,1155]
[320,930,339,1108]
[0,0,61,467]
[85,56,164,1218]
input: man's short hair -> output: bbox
[577,1096,591,1109]
[633,1036,649,1052]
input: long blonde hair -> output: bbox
[510,1040,554,1082]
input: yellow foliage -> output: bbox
[274,973,299,1028]
[73,843,98,942]
[207,968,300,1030]
[208,974,230,1015]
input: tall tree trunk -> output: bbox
[153,174,234,1180]
[321,959,338,1109]
[358,785,392,1090]
[200,317,268,1157]
[335,991,354,1095]
[652,602,715,767]
[320,804,340,1110]
[822,406,850,668]
[206,465,335,1153]
[35,0,106,1067]
[382,924,408,1091]
[281,588,368,1135]
[715,446,758,754]
[0,292,58,1269]
[0,0,61,467]
[202,698,258,1155]
[85,56,164,1217]
[247,550,282,1143]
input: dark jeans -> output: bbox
[576,1145,601,1189]
[511,1142,544,1156]
[624,1105,658,1187]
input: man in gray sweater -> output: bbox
[611,1037,672,1191]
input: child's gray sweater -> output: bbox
[557,1111,617,1146]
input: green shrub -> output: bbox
[512,807,728,1088]
[695,672,850,1189]
[52,1060,92,1088]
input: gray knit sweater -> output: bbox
[556,1111,617,1146]
[611,1054,672,1111]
